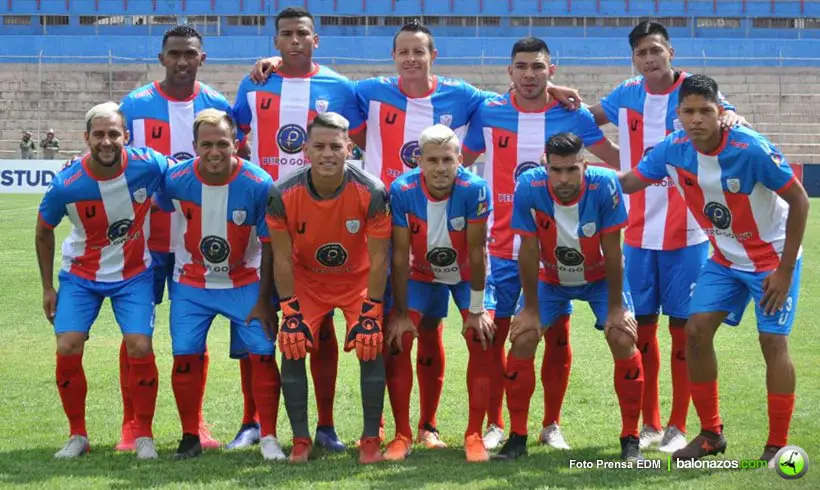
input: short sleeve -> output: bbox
[265,184,288,231]
[635,137,672,182]
[598,172,628,234]
[232,77,253,134]
[354,78,376,120]
[463,103,486,154]
[38,177,66,229]
[599,83,623,125]
[340,78,365,133]
[463,80,494,119]
[119,96,135,145]
[752,140,795,193]
[575,105,607,147]
[467,178,492,222]
[255,176,274,242]
[511,174,537,236]
[366,184,391,239]
[389,181,408,228]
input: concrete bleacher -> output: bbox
[1,63,818,162]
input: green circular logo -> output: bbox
[775,445,808,479]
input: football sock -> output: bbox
[280,357,310,439]
[385,331,415,439]
[466,333,492,436]
[505,354,536,436]
[360,355,386,438]
[487,317,509,429]
[118,340,134,426]
[239,357,258,425]
[417,321,445,430]
[56,353,87,437]
[542,315,572,427]
[128,353,159,439]
[614,351,644,438]
[172,354,204,435]
[250,354,281,438]
[311,314,338,428]
[690,380,722,434]
[767,392,795,447]
[637,322,661,431]
[668,326,690,432]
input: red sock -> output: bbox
[198,350,210,429]
[668,326,690,432]
[311,314,338,427]
[172,354,205,435]
[614,351,644,438]
[542,315,572,427]
[239,357,257,425]
[417,320,445,430]
[505,354,535,436]
[767,393,795,447]
[487,317,509,429]
[128,354,159,439]
[638,322,661,431]
[56,353,87,437]
[465,332,492,437]
[690,381,722,434]
[386,331,415,439]
[119,340,134,426]
[250,354,281,438]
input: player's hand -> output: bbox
[547,83,583,111]
[761,267,793,316]
[510,306,540,343]
[250,56,283,84]
[246,298,279,340]
[604,308,638,344]
[463,310,496,351]
[42,287,57,324]
[346,298,384,361]
[386,312,417,353]
[277,296,313,360]
[720,110,751,129]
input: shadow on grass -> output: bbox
[0,443,715,489]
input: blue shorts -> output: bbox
[690,258,802,335]
[486,256,572,319]
[534,279,635,330]
[170,281,275,356]
[408,279,471,319]
[229,288,281,359]
[54,269,155,336]
[150,251,175,305]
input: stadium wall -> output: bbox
[1,36,819,66]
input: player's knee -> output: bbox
[56,332,86,356]
[759,333,790,362]
[606,328,635,353]
[511,328,540,355]
[124,334,153,358]
[684,314,714,339]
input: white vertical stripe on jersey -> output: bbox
[62,203,87,273]
[97,175,135,282]
[242,227,262,278]
[617,108,633,218]
[513,112,546,259]
[553,203,586,286]
[426,200,461,285]
[695,153,751,269]
[404,98,434,150]
[172,200,191,283]
[365,101,384,180]
[132,121,147,147]
[748,184,789,257]
[141,204,152,270]
[482,127,496,242]
[278,78,312,181]
[201,185,229,288]
[248,91,261,166]
[639,94,671,249]
[168,100,195,158]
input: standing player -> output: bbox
[495,133,642,462]
[35,102,166,460]
[118,25,243,451]
[619,75,808,462]
[462,37,620,450]
[588,21,748,452]
[266,112,391,464]
[384,125,495,462]
[158,110,283,460]
[233,8,364,450]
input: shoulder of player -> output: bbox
[585,164,619,185]
[355,75,399,96]
[196,82,230,104]
[315,64,350,81]
[235,159,273,186]
[728,126,780,160]
[273,166,309,194]
[389,168,421,194]
[125,146,167,167]
[123,81,158,103]
[436,75,475,92]
[454,167,487,189]
[619,75,645,91]
[51,157,85,189]
[518,166,548,188]
[346,163,387,194]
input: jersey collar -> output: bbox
[696,129,730,157]
[510,90,558,113]
[153,80,201,102]
[278,63,321,79]
[193,156,243,186]
[644,70,685,96]
[398,75,438,99]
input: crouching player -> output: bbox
[495,133,645,462]
[266,112,391,464]
[384,124,495,462]
[158,109,283,461]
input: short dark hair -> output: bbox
[162,25,202,49]
[307,112,349,138]
[679,74,720,105]
[545,133,583,163]
[511,37,550,60]
[628,20,670,50]
[275,7,315,33]
[392,19,435,52]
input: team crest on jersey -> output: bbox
[346,219,361,234]
[726,178,741,194]
[439,114,453,127]
[450,216,466,231]
[315,98,329,114]
[514,161,540,182]
[133,187,147,204]
[277,124,307,154]
[400,141,421,168]
[582,222,597,237]
[232,209,247,225]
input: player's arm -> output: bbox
[367,237,390,301]
[587,103,611,127]
[509,176,541,340]
[464,215,495,349]
[547,82,583,111]
[517,236,540,318]
[587,138,620,169]
[618,138,671,193]
[35,218,57,323]
[777,180,809,274]
[600,229,634,340]
[391,225,411,316]
[270,229,294,298]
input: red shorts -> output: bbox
[294,278,368,348]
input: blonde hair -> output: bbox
[86,101,125,132]
[193,108,236,142]
[419,124,460,153]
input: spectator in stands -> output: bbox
[20,131,37,159]
[40,130,60,159]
